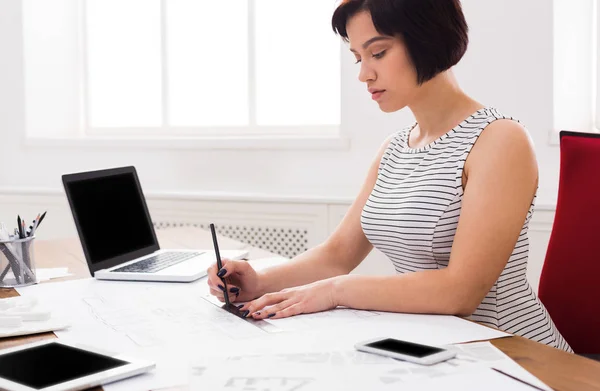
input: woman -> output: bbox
[207,0,572,352]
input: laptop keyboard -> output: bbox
[112,251,204,273]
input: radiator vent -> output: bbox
[154,222,308,259]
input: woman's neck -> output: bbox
[407,70,483,146]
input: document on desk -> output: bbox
[209,258,511,347]
[447,341,551,391]
[0,296,70,339]
[16,271,508,391]
[203,291,508,348]
[411,367,548,391]
[268,310,508,346]
[16,278,270,391]
[34,267,73,281]
[189,342,549,391]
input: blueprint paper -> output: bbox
[189,343,548,391]
[449,342,551,391]
[16,273,510,390]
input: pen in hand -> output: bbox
[210,223,231,307]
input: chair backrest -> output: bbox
[538,131,600,354]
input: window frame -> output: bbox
[551,0,600,145]
[78,0,342,140]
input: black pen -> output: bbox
[210,223,230,307]
[491,368,549,391]
[17,215,23,239]
[37,211,47,227]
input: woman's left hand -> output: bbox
[238,278,339,320]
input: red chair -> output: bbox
[538,130,600,355]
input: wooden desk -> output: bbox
[1,228,599,391]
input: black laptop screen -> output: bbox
[65,172,156,264]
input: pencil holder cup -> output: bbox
[0,236,37,288]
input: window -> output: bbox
[552,0,598,142]
[23,0,341,141]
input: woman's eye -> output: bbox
[372,50,386,59]
[353,50,385,64]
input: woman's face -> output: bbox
[346,11,418,112]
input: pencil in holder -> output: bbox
[0,236,37,287]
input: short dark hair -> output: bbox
[332,0,469,85]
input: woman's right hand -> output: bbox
[207,259,263,304]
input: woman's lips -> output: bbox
[371,90,385,100]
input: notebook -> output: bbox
[61,166,248,282]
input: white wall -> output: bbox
[0,0,560,288]
[0,0,559,201]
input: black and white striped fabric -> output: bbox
[361,107,572,352]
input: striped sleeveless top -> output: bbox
[361,107,572,352]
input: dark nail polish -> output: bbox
[241,310,250,318]
[229,287,240,293]
[237,304,244,309]
[268,313,276,318]
[255,311,261,315]
[217,269,227,277]
[218,284,225,291]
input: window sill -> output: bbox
[23,135,351,151]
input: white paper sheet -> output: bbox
[409,367,545,391]
[448,342,551,391]
[189,343,547,391]
[203,292,509,350]
[216,257,511,347]
[189,350,400,391]
[0,296,70,338]
[35,267,72,281]
[103,349,190,391]
[15,271,510,390]
[16,278,261,391]
[0,316,69,339]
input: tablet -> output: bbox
[0,339,155,391]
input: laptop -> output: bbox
[61,166,248,282]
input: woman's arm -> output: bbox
[255,136,395,296]
[245,120,539,319]
[334,120,538,316]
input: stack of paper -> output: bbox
[187,342,550,391]
[0,296,69,338]
[13,259,542,391]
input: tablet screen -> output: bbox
[0,342,129,389]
